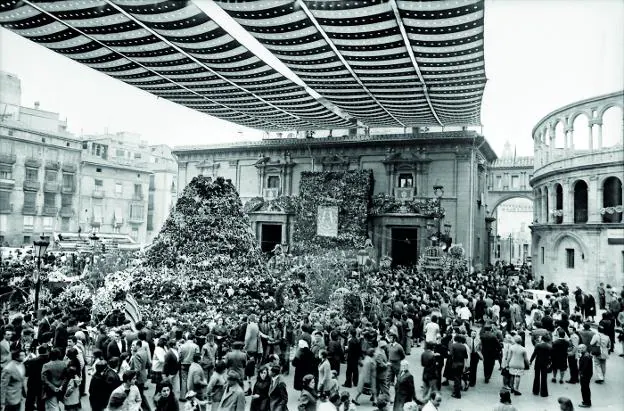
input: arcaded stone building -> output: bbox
[531,91,624,291]
[174,130,497,267]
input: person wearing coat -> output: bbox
[224,342,247,388]
[353,348,376,405]
[250,366,270,411]
[187,353,208,402]
[268,365,288,411]
[1,349,26,411]
[530,333,552,397]
[297,375,317,411]
[218,370,245,411]
[292,340,317,391]
[585,294,597,321]
[244,315,263,362]
[317,350,332,396]
[392,360,416,411]
[207,361,227,411]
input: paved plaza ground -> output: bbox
[77,337,624,411]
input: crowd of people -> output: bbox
[1,257,623,411]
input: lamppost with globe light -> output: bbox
[89,232,99,265]
[32,235,50,313]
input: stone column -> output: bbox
[588,124,594,151]
[588,176,601,223]
[563,179,574,223]
[596,123,603,149]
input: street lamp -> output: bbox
[89,232,99,265]
[32,235,50,313]
[508,233,513,264]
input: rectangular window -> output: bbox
[62,173,74,189]
[566,248,575,268]
[95,179,103,187]
[398,173,414,188]
[116,149,125,158]
[267,176,280,189]
[23,192,36,206]
[43,192,55,207]
[131,228,138,241]
[134,153,142,159]
[61,194,72,206]
[0,190,10,209]
[23,216,34,229]
[541,247,545,264]
[511,175,519,188]
[25,168,38,181]
[130,204,144,219]
[23,235,31,245]
[496,176,502,189]
[45,170,57,182]
[61,217,70,231]
[43,217,54,230]
[115,182,123,195]
[0,169,12,180]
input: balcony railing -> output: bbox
[22,204,37,215]
[61,184,75,194]
[45,161,60,170]
[394,187,414,201]
[263,188,279,199]
[574,209,588,224]
[132,193,144,201]
[0,178,15,189]
[62,164,76,173]
[60,206,73,217]
[44,181,60,192]
[92,188,105,198]
[24,158,41,168]
[23,180,40,191]
[42,206,58,216]
[0,153,17,164]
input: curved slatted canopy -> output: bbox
[0,0,486,131]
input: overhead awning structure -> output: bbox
[0,0,486,130]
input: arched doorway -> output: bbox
[555,184,563,224]
[603,176,623,223]
[490,197,533,266]
[573,180,588,223]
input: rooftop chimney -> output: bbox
[34,101,40,109]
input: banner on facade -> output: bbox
[317,205,339,237]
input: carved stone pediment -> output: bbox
[316,154,354,171]
[383,148,429,165]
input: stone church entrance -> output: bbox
[260,223,282,253]
[391,227,419,267]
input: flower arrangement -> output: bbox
[244,196,299,214]
[292,170,373,253]
[370,194,443,216]
[448,245,465,259]
[54,283,93,322]
[600,205,623,214]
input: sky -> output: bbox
[0,0,622,156]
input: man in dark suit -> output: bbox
[268,365,288,411]
[343,329,361,388]
[163,340,180,397]
[479,324,501,383]
[130,340,151,411]
[24,344,48,411]
[41,348,67,411]
[420,342,438,400]
[530,334,552,397]
[1,349,26,411]
[393,360,416,411]
[107,330,127,360]
[577,344,593,408]
[449,335,468,399]
[53,318,68,352]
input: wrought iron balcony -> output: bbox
[61,184,75,194]
[92,188,105,198]
[23,180,40,191]
[24,158,41,168]
[42,206,58,216]
[394,187,414,201]
[22,204,38,215]
[0,153,16,164]
[60,206,73,217]
[263,188,279,199]
[43,181,60,192]
[45,161,60,170]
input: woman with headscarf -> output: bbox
[293,340,317,391]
